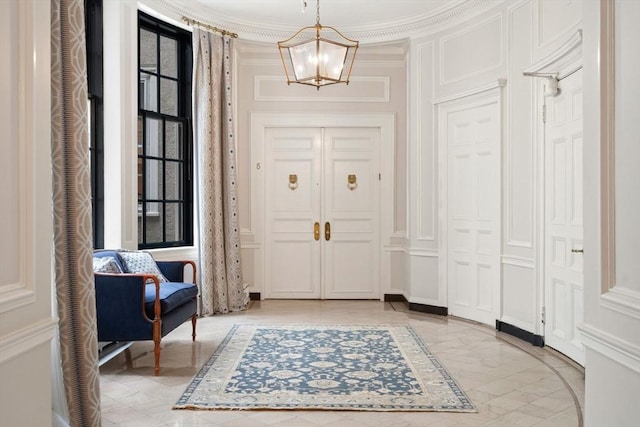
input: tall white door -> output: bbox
[265,127,380,299]
[265,128,322,298]
[544,69,585,365]
[446,100,501,326]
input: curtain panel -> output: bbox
[51,0,102,425]
[192,29,248,315]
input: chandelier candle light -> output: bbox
[278,0,359,90]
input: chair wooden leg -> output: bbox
[153,318,161,376]
[153,338,161,376]
[191,314,197,342]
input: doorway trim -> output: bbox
[249,113,396,300]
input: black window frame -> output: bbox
[86,0,104,249]
[137,11,193,249]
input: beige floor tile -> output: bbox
[484,395,528,414]
[493,409,546,427]
[532,407,580,427]
[99,300,583,427]
[499,390,544,404]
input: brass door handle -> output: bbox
[571,248,584,253]
[314,222,320,241]
[325,222,331,241]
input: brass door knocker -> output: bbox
[289,174,298,190]
[347,174,357,190]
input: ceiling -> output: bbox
[140,0,498,44]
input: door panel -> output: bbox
[544,69,584,365]
[270,240,317,295]
[266,128,321,299]
[323,128,380,299]
[447,102,500,326]
[327,240,376,295]
[265,127,380,299]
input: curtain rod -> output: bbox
[181,16,239,38]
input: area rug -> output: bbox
[174,324,475,412]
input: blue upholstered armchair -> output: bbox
[93,250,198,375]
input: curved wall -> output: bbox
[134,1,584,330]
[405,0,582,334]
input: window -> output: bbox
[138,12,193,249]
[86,0,104,248]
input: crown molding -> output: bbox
[139,0,502,44]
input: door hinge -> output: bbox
[378,173,381,181]
[541,306,546,324]
[542,104,547,123]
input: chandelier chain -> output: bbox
[316,0,320,25]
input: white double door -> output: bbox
[265,127,380,299]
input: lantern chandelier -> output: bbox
[277,0,359,90]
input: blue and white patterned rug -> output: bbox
[174,325,475,412]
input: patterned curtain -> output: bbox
[51,0,102,425]
[192,29,248,315]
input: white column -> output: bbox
[581,1,640,426]
[103,0,139,249]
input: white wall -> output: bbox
[581,1,640,425]
[0,0,55,425]
[405,0,582,333]
[235,41,408,297]
[408,5,515,310]
[501,1,536,332]
[406,38,439,306]
[103,0,139,252]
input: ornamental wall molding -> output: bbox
[140,0,502,44]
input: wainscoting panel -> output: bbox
[0,0,51,314]
[407,250,441,305]
[415,41,437,242]
[534,0,582,50]
[501,260,536,333]
[254,75,390,103]
[439,14,503,85]
[505,0,535,250]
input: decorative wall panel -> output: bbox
[439,15,503,85]
[255,75,390,103]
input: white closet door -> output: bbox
[264,127,380,299]
[446,100,500,326]
[544,69,585,365]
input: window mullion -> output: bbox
[162,118,167,243]
[141,112,147,245]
